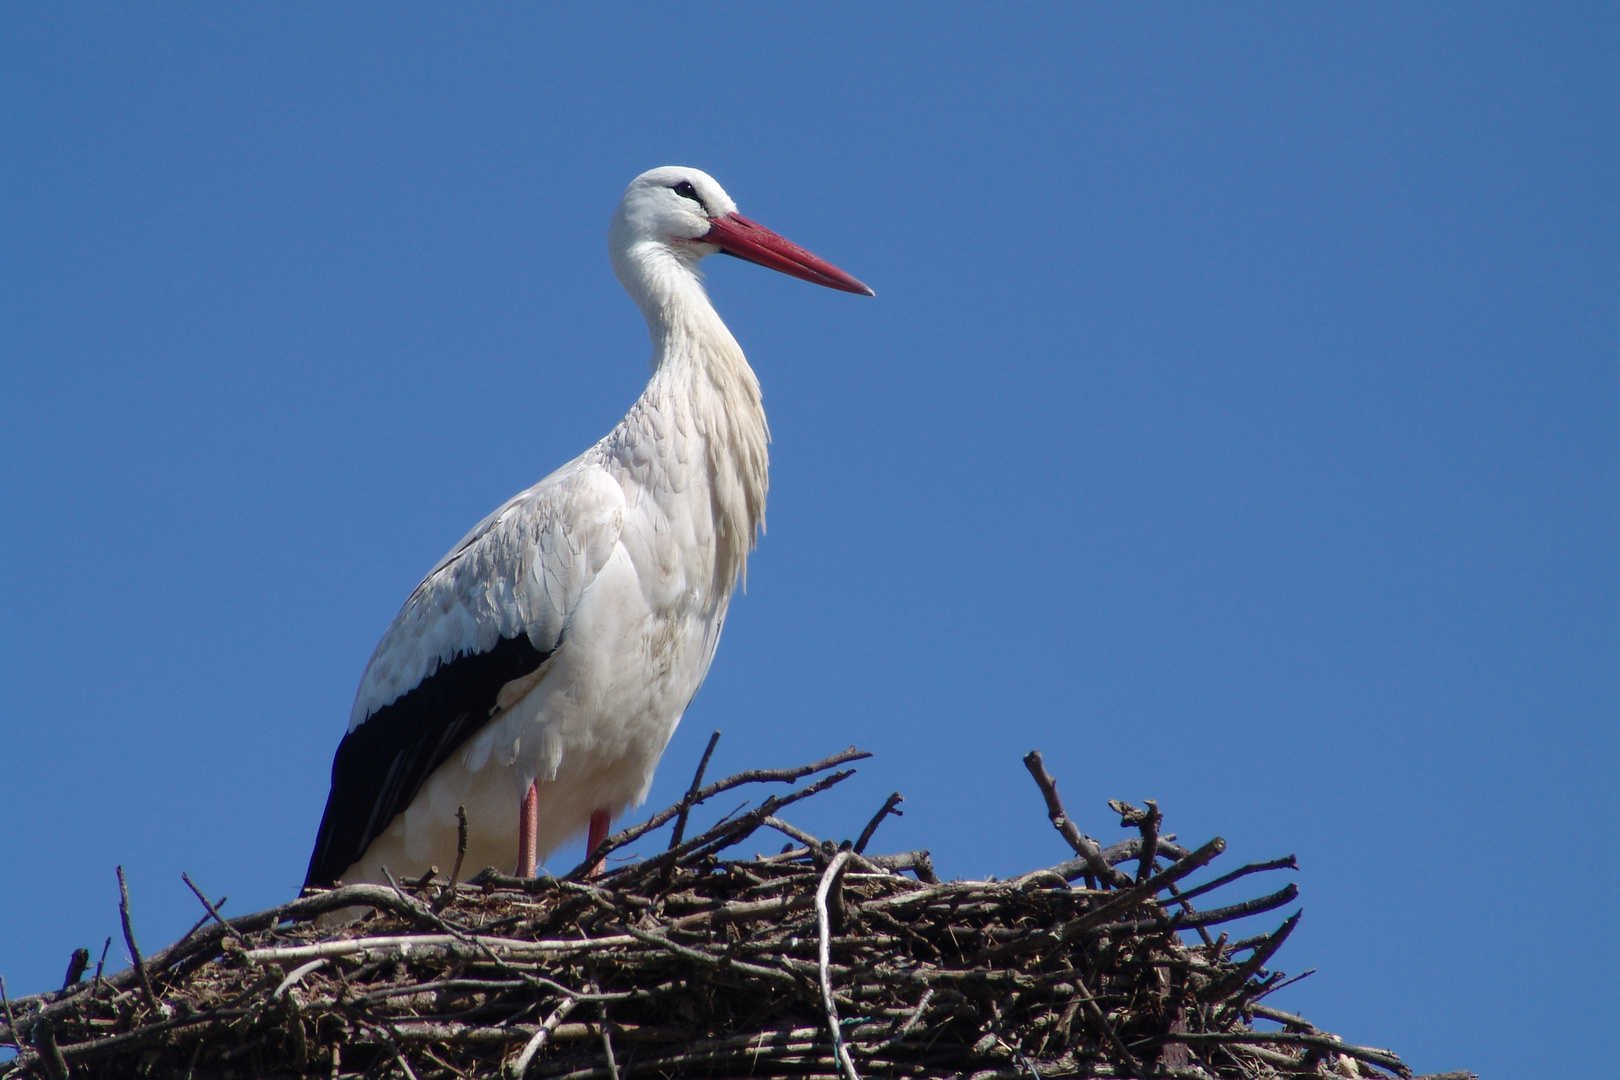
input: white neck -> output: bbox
[611,240,770,598]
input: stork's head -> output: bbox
[610,166,873,299]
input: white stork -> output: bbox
[304,167,871,890]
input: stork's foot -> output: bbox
[517,781,539,877]
[586,809,611,878]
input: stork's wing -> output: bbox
[304,461,625,888]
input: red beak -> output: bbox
[702,213,874,296]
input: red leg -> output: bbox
[586,809,611,878]
[518,781,539,877]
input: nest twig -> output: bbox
[0,742,1474,1080]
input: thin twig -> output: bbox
[764,815,823,849]
[668,730,722,850]
[816,850,861,1080]
[854,792,904,854]
[510,996,580,1079]
[92,936,111,985]
[1139,800,1160,882]
[1167,855,1298,906]
[582,746,870,869]
[1165,881,1216,946]
[376,1026,421,1080]
[242,931,638,964]
[272,959,329,1001]
[0,975,19,1053]
[1106,798,1163,882]
[176,895,228,949]
[116,865,162,1015]
[1140,1031,1408,1075]
[1251,967,1316,1003]
[1075,982,1142,1078]
[1022,751,1131,887]
[433,806,471,913]
[871,987,933,1050]
[573,768,858,881]
[1095,881,1298,936]
[1249,1002,1317,1032]
[589,969,621,1080]
[620,926,798,986]
[181,873,245,941]
[1214,911,1302,1026]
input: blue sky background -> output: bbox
[2,5,1614,1077]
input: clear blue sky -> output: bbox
[2,6,1613,1077]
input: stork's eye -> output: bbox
[672,181,703,205]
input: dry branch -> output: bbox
[0,749,1472,1080]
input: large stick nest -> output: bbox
[1,743,1473,1080]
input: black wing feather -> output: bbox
[304,633,551,888]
